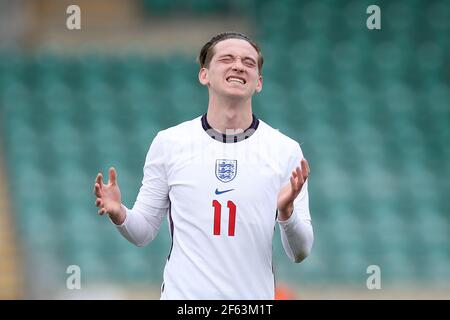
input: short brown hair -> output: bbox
[198,32,264,74]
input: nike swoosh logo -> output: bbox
[215,188,234,195]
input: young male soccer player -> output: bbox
[93,32,314,299]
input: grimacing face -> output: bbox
[198,38,263,100]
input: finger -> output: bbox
[94,183,102,198]
[290,176,296,190]
[301,159,309,180]
[109,167,117,186]
[95,198,103,208]
[98,208,106,215]
[304,159,310,175]
[292,170,297,179]
[296,166,304,185]
[290,176,299,193]
[291,170,299,191]
[96,173,104,188]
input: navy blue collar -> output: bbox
[201,113,259,143]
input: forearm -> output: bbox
[278,209,314,263]
[115,202,166,247]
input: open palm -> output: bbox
[93,167,123,222]
[277,159,310,219]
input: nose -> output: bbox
[231,57,245,72]
[232,64,245,73]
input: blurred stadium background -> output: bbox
[0,0,449,299]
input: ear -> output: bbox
[255,74,263,93]
[198,67,209,86]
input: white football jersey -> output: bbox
[117,115,311,299]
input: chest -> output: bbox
[165,142,285,233]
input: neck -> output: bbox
[206,95,253,134]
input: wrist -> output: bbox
[278,206,293,221]
[110,205,126,225]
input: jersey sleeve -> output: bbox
[277,142,314,262]
[115,132,170,247]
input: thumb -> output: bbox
[109,167,118,185]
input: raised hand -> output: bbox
[277,159,310,221]
[94,167,126,225]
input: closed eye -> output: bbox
[217,55,257,68]
[219,56,234,63]
[242,58,256,68]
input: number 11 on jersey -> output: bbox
[212,200,236,236]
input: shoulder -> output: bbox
[258,119,304,157]
[155,116,202,142]
[145,116,202,156]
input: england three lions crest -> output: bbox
[215,159,237,183]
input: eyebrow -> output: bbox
[217,54,257,64]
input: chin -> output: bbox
[223,87,251,99]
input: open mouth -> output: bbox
[226,76,246,85]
